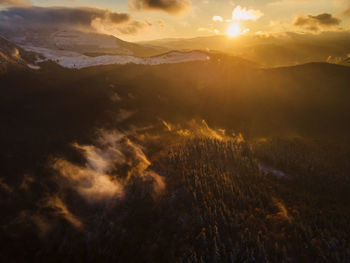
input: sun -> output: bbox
[226,23,242,38]
[226,22,250,38]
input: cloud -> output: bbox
[232,5,263,21]
[116,20,151,35]
[212,15,223,22]
[0,6,130,28]
[109,12,130,23]
[0,0,30,6]
[294,13,341,31]
[0,6,150,35]
[213,6,263,23]
[129,0,190,14]
[54,159,124,204]
[53,130,165,205]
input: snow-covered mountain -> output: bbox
[1,30,212,69]
[7,29,167,57]
[0,30,212,69]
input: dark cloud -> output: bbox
[0,0,30,6]
[0,6,151,35]
[0,6,130,29]
[109,12,131,24]
[129,0,190,14]
[117,21,151,35]
[294,13,341,32]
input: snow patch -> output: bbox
[27,64,40,70]
[21,45,210,69]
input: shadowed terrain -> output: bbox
[1,54,350,262]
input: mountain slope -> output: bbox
[0,36,26,73]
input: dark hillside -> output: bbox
[0,60,349,262]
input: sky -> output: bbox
[0,0,349,41]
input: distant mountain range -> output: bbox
[1,30,350,72]
[140,31,350,67]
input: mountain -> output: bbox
[2,30,227,69]
[140,31,350,67]
[4,29,167,58]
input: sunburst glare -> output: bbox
[226,22,249,38]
